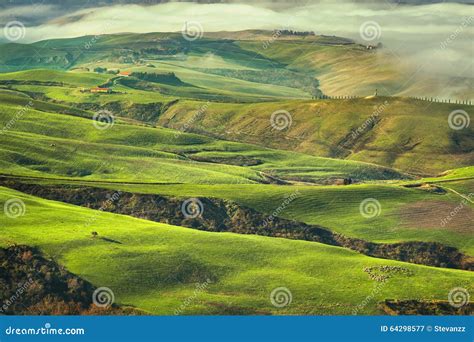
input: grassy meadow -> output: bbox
[1,186,472,315]
[0,31,472,315]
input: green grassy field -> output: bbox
[0,67,472,256]
[2,68,471,175]
[18,176,471,256]
[1,186,472,315]
[2,31,470,99]
[0,90,407,184]
[160,97,473,175]
[0,31,472,316]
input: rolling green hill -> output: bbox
[0,31,472,316]
[0,82,471,258]
[1,69,471,175]
[1,186,472,315]
[0,90,407,184]
[0,69,471,257]
[237,38,473,99]
[160,97,473,175]
[13,174,471,256]
[1,31,471,99]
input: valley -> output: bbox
[0,31,472,316]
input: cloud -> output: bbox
[0,4,63,26]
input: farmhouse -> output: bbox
[118,71,132,77]
[90,87,112,93]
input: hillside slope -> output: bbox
[238,39,474,99]
[0,90,405,183]
[160,97,473,175]
[1,69,471,176]
[1,186,472,315]
[1,31,471,99]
